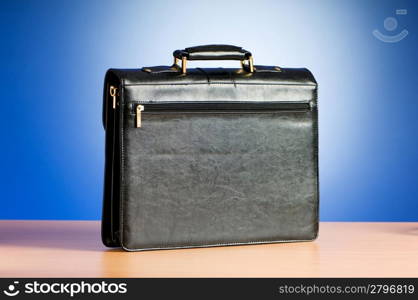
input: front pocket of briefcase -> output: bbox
[120,101,318,250]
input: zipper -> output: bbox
[109,86,118,109]
[132,101,312,128]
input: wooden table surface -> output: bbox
[0,221,417,277]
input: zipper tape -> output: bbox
[131,101,312,128]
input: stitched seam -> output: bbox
[127,100,313,105]
[122,238,316,252]
[123,82,316,87]
[119,79,126,248]
[127,112,311,117]
[313,85,320,236]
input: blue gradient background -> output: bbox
[2,0,417,220]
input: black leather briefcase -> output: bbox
[102,45,319,251]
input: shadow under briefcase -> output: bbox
[102,45,319,251]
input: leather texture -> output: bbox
[102,46,318,251]
[173,44,251,61]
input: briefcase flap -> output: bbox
[103,66,317,129]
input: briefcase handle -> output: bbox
[173,44,254,74]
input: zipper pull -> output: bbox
[109,86,118,109]
[136,105,144,128]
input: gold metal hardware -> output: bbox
[136,105,144,128]
[109,85,118,109]
[181,57,187,74]
[248,56,254,73]
[241,56,254,73]
[174,55,255,74]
